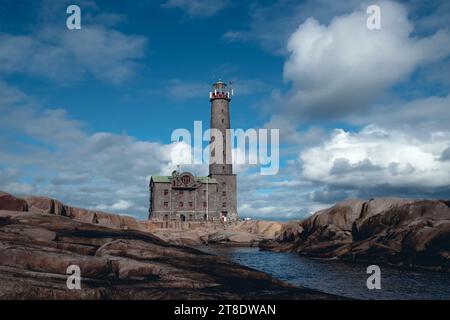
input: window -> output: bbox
[222,202,227,208]
[222,191,226,196]
[181,175,190,185]
[179,191,183,195]
[163,202,168,208]
[221,118,224,123]
[189,202,193,208]
[203,202,207,208]
[163,189,168,196]
[203,190,206,195]
[179,202,184,207]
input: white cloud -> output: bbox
[282,0,450,120]
[350,95,450,133]
[441,147,450,161]
[0,81,203,219]
[224,0,361,54]
[95,199,133,212]
[301,125,450,189]
[0,25,146,84]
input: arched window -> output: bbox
[181,175,190,185]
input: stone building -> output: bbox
[148,80,238,223]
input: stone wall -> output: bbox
[149,181,222,222]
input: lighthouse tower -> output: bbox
[209,80,238,222]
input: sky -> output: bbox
[0,0,450,221]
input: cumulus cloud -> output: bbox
[161,0,230,17]
[224,0,361,54]
[0,0,146,85]
[309,188,355,204]
[0,26,146,84]
[282,0,450,120]
[301,125,450,189]
[441,147,450,161]
[330,158,382,175]
[350,95,450,133]
[0,81,200,219]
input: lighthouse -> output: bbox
[209,80,238,222]
[148,80,238,224]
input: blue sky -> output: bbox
[1,0,450,221]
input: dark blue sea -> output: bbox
[198,246,450,300]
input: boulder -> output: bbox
[343,200,450,268]
[150,229,209,246]
[207,230,264,246]
[0,191,28,212]
[262,198,450,271]
[67,207,141,231]
[231,220,284,239]
[276,221,304,242]
[26,196,66,215]
[273,199,365,257]
[24,195,142,231]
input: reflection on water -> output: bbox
[199,246,450,300]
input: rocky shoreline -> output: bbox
[2,190,449,300]
[0,191,336,300]
[261,198,450,272]
[149,220,284,247]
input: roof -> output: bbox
[151,176,217,184]
[197,176,218,184]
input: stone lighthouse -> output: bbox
[209,80,238,222]
[148,79,238,223]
